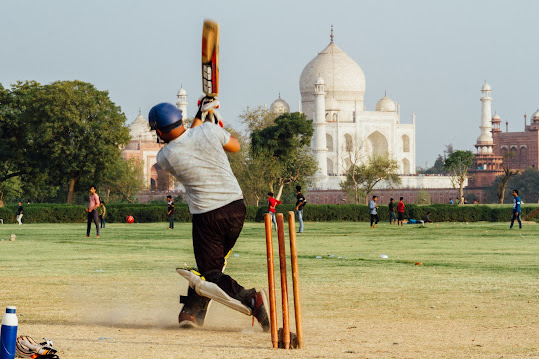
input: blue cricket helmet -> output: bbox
[148,103,183,133]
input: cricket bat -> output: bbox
[202,19,219,96]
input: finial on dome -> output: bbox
[330,25,334,43]
[279,92,281,98]
[384,90,387,97]
[139,108,141,115]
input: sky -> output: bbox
[2,0,538,168]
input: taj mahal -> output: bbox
[124,28,456,198]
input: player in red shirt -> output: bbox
[396,197,405,227]
[267,192,281,231]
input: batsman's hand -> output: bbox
[196,95,222,126]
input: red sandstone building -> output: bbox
[492,111,539,170]
[468,82,539,200]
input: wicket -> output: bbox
[264,211,303,349]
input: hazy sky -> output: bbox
[2,0,538,167]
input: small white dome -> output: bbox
[270,97,290,115]
[492,113,501,121]
[482,81,491,91]
[129,112,157,142]
[532,109,539,119]
[375,96,396,112]
[177,87,187,96]
[315,76,325,85]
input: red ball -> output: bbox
[126,215,134,223]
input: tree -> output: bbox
[250,112,317,199]
[339,134,365,204]
[507,167,539,204]
[442,150,474,204]
[30,81,130,203]
[100,157,145,203]
[238,106,277,134]
[341,154,401,205]
[0,176,23,207]
[0,80,131,203]
[496,153,520,204]
[422,144,454,174]
[0,81,50,187]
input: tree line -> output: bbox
[0,80,144,205]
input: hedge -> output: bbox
[0,203,537,224]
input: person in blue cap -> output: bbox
[148,98,269,331]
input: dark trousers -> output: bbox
[87,210,100,236]
[182,200,255,315]
[389,211,397,224]
[99,215,106,228]
[168,214,174,229]
[370,214,379,226]
[510,212,522,229]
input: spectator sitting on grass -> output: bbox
[424,212,433,224]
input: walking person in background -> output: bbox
[98,202,107,229]
[388,198,397,225]
[167,195,175,229]
[510,189,522,229]
[369,195,379,228]
[16,201,23,225]
[397,197,405,227]
[267,192,281,231]
[295,185,306,233]
[86,186,100,238]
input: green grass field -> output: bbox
[0,220,537,358]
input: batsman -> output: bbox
[149,100,269,330]
[147,20,268,332]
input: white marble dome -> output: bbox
[375,95,396,112]
[482,81,491,91]
[129,112,157,142]
[492,113,501,121]
[300,40,366,103]
[270,97,290,114]
[532,109,539,119]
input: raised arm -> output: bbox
[223,135,240,153]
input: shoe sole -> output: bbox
[258,289,270,332]
[179,320,198,329]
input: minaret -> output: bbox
[476,81,493,154]
[468,81,503,189]
[312,75,328,178]
[176,86,188,118]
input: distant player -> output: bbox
[510,189,522,229]
[148,100,269,331]
[167,195,175,229]
[388,198,397,225]
[16,201,23,225]
[295,185,306,233]
[267,192,281,231]
[369,195,379,228]
[86,186,100,238]
[397,197,405,227]
[98,201,106,229]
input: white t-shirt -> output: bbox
[156,122,243,214]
